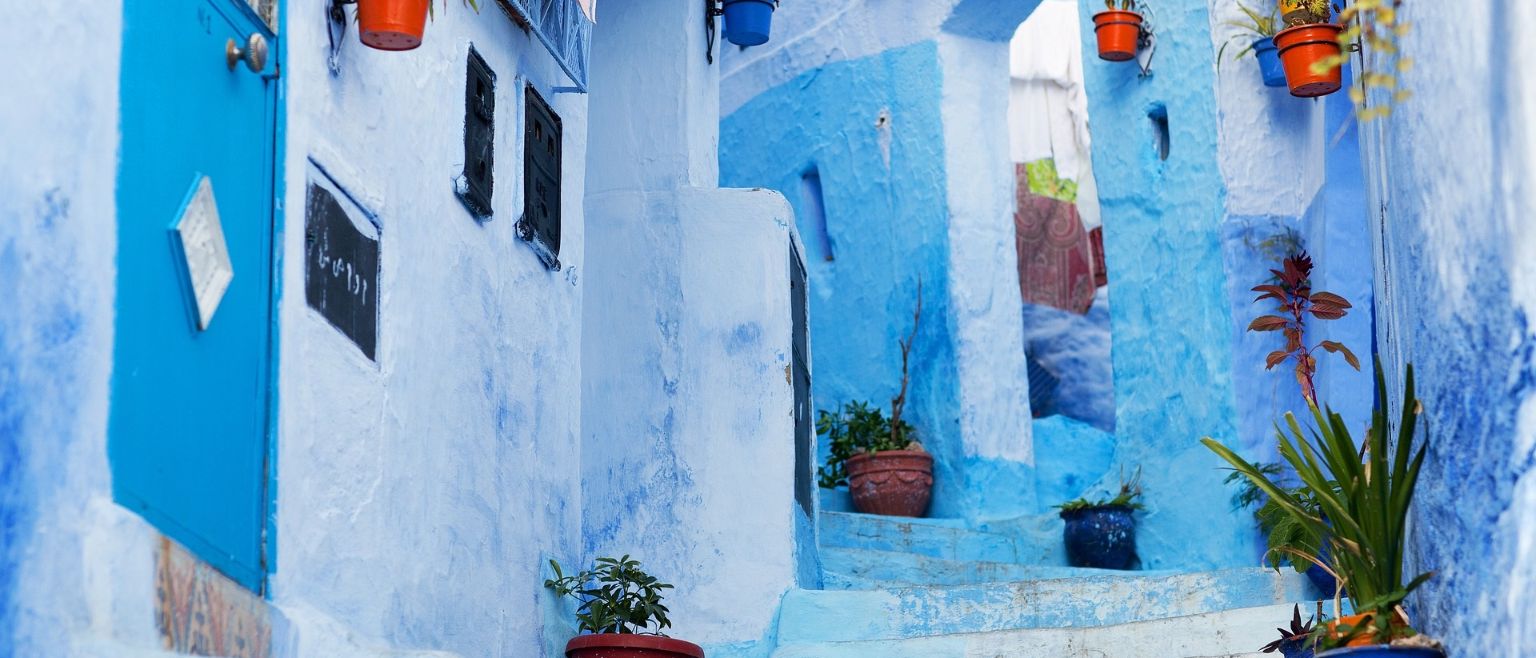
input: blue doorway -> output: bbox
[110,0,281,593]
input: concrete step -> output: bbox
[771,602,1308,658]
[821,546,1104,589]
[818,510,1039,564]
[777,568,1314,645]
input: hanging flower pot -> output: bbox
[1092,9,1144,62]
[1274,22,1344,97]
[846,450,933,517]
[722,0,777,47]
[358,0,430,51]
[565,634,705,658]
[1253,37,1288,87]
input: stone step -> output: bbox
[818,510,1034,564]
[771,602,1309,658]
[777,568,1315,645]
[821,546,1103,589]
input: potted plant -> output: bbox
[817,285,932,517]
[1202,364,1445,656]
[545,556,705,658]
[1260,604,1319,658]
[1274,0,1343,97]
[722,0,778,47]
[356,0,478,51]
[1217,2,1286,87]
[1247,250,1360,406]
[1091,0,1144,62]
[1054,468,1143,570]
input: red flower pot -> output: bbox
[846,450,933,517]
[357,0,430,51]
[1274,23,1344,97]
[1092,10,1143,62]
[565,634,705,658]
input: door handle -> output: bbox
[226,33,269,73]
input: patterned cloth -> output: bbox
[1014,160,1097,315]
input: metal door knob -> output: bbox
[226,33,268,73]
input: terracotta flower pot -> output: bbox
[846,450,933,517]
[1322,611,1416,649]
[357,0,430,51]
[566,634,705,658]
[1092,10,1143,62]
[1274,23,1344,97]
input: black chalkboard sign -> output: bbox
[305,182,379,360]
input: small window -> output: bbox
[519,84,562,270]
[1148,104,1170,162]
[799,167,835,262]
[458,46,496,219]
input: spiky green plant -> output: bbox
[1218,1,1283,68]
[1104,0,1137,10]
[1280,0,1333,25]
[1201,363,1431,646]
[1056,467,1145,513]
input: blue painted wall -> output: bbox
[720,42,973,519]
[1076,0,1253,570]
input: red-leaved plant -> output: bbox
[1248,251,1360,405]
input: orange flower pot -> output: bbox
[1274,23,1344,97]
[358,0,430,51]
[1327,611,1412,647]
[1092,11,1143,62]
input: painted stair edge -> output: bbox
[777,568,1316,644]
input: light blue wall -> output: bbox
[1076,0,1253,570]
[720,42,973,519]
[1359,2,1536,652]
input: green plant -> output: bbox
[1217,1,1283,67]
[817,281,925,489]
[816,401,916,488]
[1103,0,1136,9]
[1248,251,1360,406]
[1279,0,1333,26]
[1225,463,1328,572]
[1056,467,1144,513]
[545,556,675,635]
[1201,363,1432,647]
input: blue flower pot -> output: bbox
[1279,638,1316,658]
[1060,506,1137,570]
[1254,37,1287,87]
[1317,647,1444,658]
[1306,562,1338,597]
[723,0,775,47]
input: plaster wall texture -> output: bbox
[1356,1,1536,653]
[722,5,1048,521]
[272,2,590,655]
[1075,0,1253,570]
[1207,1,1374,464]
[721,43,976,519]
[0,3,174,656]
[580,3,804,652]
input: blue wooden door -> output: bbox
[111,0,280,592]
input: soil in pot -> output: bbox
[1091,10,1143,62]
[1274,23,1344,97]
[1060,505,1137,570]
[846,450,933,517]
[358,0,430,51]
[566,634,705,658]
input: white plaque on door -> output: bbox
[172,176,234,330]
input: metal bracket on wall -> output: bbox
[705,0,724,65]
[326,0,357,75]
[1134,4,1157,77]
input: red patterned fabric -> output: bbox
[1014,164,1096,314]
